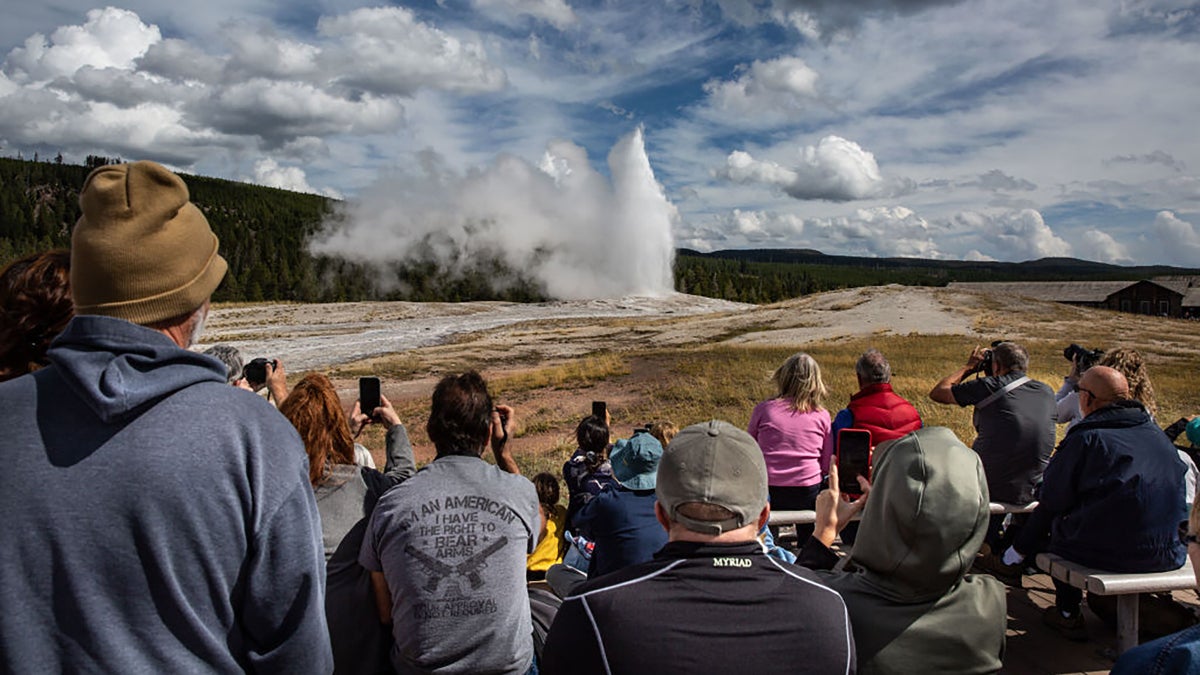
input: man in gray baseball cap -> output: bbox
[541,420,855,675]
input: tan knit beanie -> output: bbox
[71,161,227,325]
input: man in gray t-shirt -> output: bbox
[931,342,1055,504]
[930,342,1055,552]
[360,372,541,675]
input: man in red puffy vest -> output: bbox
[832,348,923,447]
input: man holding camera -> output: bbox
[930,342,1055,563]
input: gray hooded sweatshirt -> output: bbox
[0,316,332,674]
[816,426,1007,674]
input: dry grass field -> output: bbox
[262,286,1200,478]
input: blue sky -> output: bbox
[2,0,1199,267]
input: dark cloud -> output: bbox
[960,169,1037,192]
[1104,150,1186,172]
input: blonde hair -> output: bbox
[773,353,827,412]
[648,421,679,447]
[1099,347,1157,419]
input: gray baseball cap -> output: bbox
[655,420,768,535]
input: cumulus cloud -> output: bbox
[316,8,507,96]
[4,8,160,82]
[767,0,967,38]
[718,135,911,201]
[249,158,343,199]
[1152,210,1200,265]
[0,6,504,168]
[472,0,578,29]
[702,56,819,118]
[695,205,942,257]
[311,128,676,299]
[953,209,1071,261]
[1077,228,1133,264]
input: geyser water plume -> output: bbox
[311,127,677,299]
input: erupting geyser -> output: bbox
[311,127,677,299]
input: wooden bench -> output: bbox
[768,501,1038,526]
[1035,552,1196,654]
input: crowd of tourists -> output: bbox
[2,160,1199,673]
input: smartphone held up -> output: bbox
[359,376,381,418]
[836,429,872,499]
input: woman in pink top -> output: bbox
[748,352,833,518]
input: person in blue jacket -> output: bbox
[1003,366,1187,641]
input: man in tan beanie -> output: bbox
[0,161,332,673]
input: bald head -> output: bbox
[1078,365,1129,416]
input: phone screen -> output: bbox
[837,429,872,496]
[359,377,381,415]
[592,401,607,419]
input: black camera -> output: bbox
[1063,344,1103,371]
[967,340,1006,377]
[243,358,277,385]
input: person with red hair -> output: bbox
[0,249,72,382]
[279,371,415,674]
[279,372,415,557]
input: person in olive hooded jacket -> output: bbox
[801,426,1007,674]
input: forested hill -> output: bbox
[3,156,1197,305]
[0,156,546,303]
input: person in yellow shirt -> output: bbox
[528,473,567,581]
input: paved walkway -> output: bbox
[1002,570,1199,674]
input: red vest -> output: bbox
[846,383,922,444]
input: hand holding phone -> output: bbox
[836,429,872,499]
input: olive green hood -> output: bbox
[847,425,991,601]
[817,426,1006,674]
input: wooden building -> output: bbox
[948,278,1197,318]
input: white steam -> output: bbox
[310,127,677,299]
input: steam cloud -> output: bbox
[311,127,677,300]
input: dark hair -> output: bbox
[427,371,493,457]
[533,473,560,508]
[279,373,357,487]
[576,414,610,469]
[0,250,73,382]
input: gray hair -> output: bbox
[203,343,244,384]
[855,349,891,384]
[992,342,1029,373]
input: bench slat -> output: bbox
[769,502,1036,526]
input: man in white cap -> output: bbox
[0,161,330,673]
[541,420,855,675]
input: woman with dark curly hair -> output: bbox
[0,250,72,382]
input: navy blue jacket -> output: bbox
[573,486,667,578]
[1016,400,1187,572]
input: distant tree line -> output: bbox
[4,156,1198,305]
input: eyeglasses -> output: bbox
[1077,387,1096,400]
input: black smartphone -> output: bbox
[359,376,381,416]
[837,429,872,497]
[592,401,606,419]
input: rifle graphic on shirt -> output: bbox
[404,537,508,592]
[455,538,507,589]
